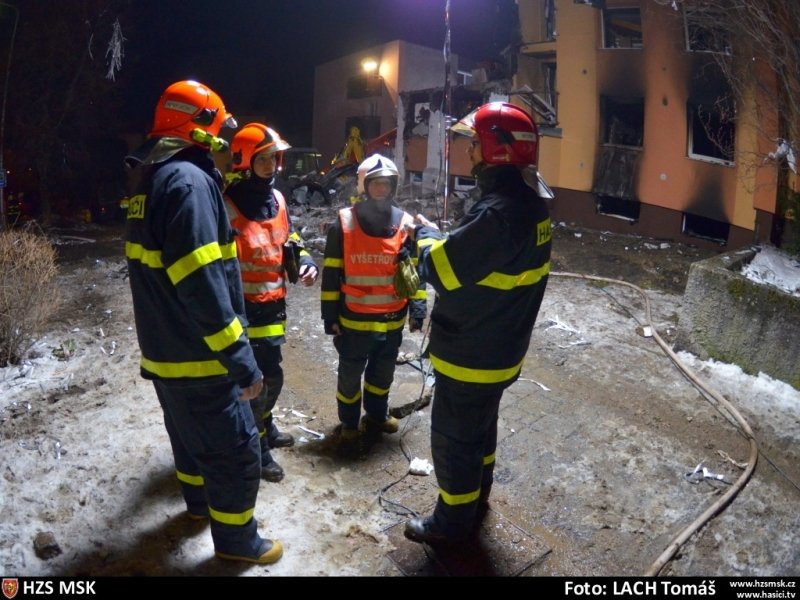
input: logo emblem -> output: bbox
[2,579,18,600]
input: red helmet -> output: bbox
[149,80,237,145]
[454,102,539,167]
[230,123,291,172]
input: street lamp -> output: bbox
[0,1,19,230]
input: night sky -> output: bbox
[122,0,518,145]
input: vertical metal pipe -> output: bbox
[441,0,452,232]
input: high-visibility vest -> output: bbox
[339,207,413,314]
[226,190,290,303]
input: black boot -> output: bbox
[261,447,285,482]
[266,416,295,448]
[404,515,460,544]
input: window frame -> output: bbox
[601,7,643,50]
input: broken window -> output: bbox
[684,8,731,54]
[543,62,557,118]
[596,195,641,221]
[544,0,557,41]
[687,100,735,165]
[601,96,644,148]
[593,145,640,203]
[602,7,642,49]
[682,212,729,245]
[347,75,382,99]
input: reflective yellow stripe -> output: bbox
[289,231,303,243]
[125,241,164,268]
[208,506,254,526]
[203,317,244,352]
[483,452,496,466]
[439,487,481,506]
[429,239,461,291]
[176,470,204,486]
[167,242,223,285]
[412,289,427,300]
[477,262,550,290]
[429,352,523,384]
[248,322,285,339]
[140,357,228,378]
[321,291,340,301]
[339,315,405,333]
[417,238,438,249]
[324,257,344,268]
[258,429,266,439]
[220,241,238,259]
[364,381,389,396]
[336,389,362,405]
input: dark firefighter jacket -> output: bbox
[225,175,317,345]
[125,145,261,388]
[321,202,427,336]
[414,165,551,386]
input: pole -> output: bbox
[441,0,452,232]
[0,2,19,230]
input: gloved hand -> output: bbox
[408,317,424,333]
[298,264,318,287]
[324,321,341,336]
[394,250,420,299]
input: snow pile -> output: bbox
[741,246,800,297]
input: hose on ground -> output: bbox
[551,271,758,577]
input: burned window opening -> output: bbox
[593,145,640,203]
[601,96,644,148]
[596,195,640,222]
[684,8,732,54]
[682,212,729,245]
[687,101,735,165]
[602,7,642,49]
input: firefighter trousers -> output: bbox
[333,330,402,430]
[249,341,284,445]
[154,379,265,557]
[429,373,503,535]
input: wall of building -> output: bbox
[517,0,780,250]
[312,41,459,169]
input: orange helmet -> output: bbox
[230,123,291,172]
[452,102,539,167]
[149,80,237,146]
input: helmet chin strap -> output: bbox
[190,128,229,152]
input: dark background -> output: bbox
[121,0,518,144]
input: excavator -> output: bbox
[278,126,397,206]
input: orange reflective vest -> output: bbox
[226,190,290,303]
[339,207,413,314]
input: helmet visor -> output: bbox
[450,106,479,136]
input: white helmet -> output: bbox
[357,154,399,195]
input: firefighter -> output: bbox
[320,154,427,456]
[124,80,281,565]
[225,123,319,482]
[403,102,553,544]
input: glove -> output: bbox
[393,251,420,299]
[408,317,424,333]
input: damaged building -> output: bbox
[311,0,793,250]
